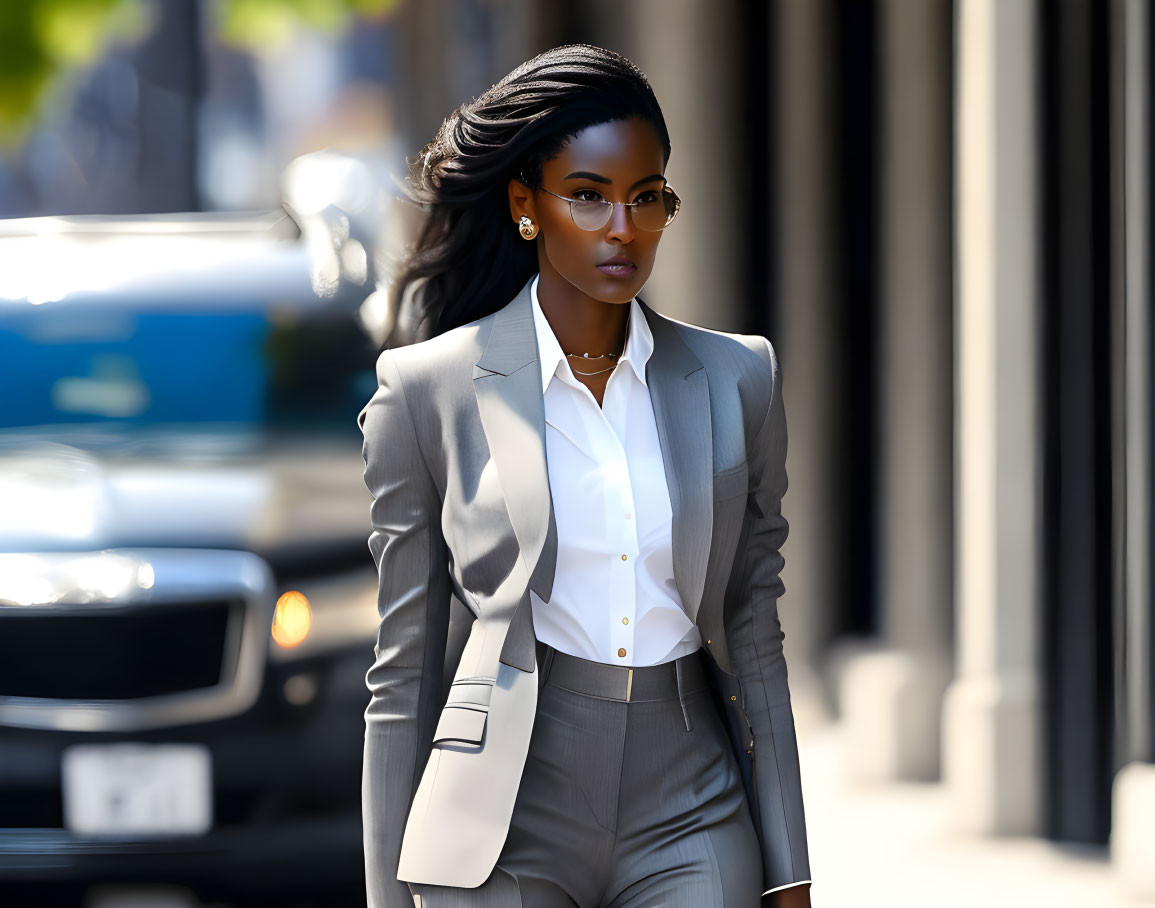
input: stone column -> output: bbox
[838,0,954,783]
[1110,0,1155,896]
[763,0,844,727]
[941,0,1044,835]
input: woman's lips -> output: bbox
[596,262,637,277]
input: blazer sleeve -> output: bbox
[723,337,812,893]
[357,349,452,908]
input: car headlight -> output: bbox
[0,551,155,606]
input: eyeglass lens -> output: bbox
[569,186,681,231]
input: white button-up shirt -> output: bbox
[528,273,702,667]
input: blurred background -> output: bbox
[0,0,1152,906]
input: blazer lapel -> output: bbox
[639,301,714,622]
[472,277,558,613]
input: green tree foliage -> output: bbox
[0,0,149,144]
[0,0,400,145]
[212,0,400,53]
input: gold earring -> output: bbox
[519,215,538,240]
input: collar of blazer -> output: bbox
[472,275,715,672]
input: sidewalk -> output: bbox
[797,722,1143,907]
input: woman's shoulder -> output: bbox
[375,315,494,392]
[645,308,780,432]
[648,307,778,383]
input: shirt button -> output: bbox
[625,512,632,520]
[621,554,628,561]
[622,617,629,625]
[617,648,627,658]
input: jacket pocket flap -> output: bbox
[713,461,749,500]
[445,679,494,709]
[432,705,488,746]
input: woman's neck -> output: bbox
[535,269,631,359]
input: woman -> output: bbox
[358,44,812,908]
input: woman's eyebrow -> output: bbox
[563,171,667,190]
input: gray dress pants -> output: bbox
[409,646,763,908]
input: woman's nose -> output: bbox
[604,201,635,243]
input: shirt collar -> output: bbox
[529,273,653,394]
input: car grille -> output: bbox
[0,599,239,700]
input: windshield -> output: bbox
[0,298,379,440]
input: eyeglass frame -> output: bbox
[517,174,682,232]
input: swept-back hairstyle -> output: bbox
[383,43,671,347]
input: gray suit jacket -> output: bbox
[357,274,810,906]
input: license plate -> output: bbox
[61,743,212,835]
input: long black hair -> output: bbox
[382,43,672,347]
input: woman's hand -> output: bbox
[763,882,812,908]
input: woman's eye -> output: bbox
[632,191,660,204]
[573,189,603,202]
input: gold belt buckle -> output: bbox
[625,668,634,702]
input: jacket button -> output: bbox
[730,695,737,701]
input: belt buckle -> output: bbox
[625,668,634,702]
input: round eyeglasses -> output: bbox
[523,179,682,232]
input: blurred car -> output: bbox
[0,202,383,906]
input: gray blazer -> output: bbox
[357,274,810,907]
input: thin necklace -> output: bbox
[570,361,619,376]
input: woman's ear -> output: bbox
[508,177,536,225]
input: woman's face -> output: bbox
[510,116,670,305]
